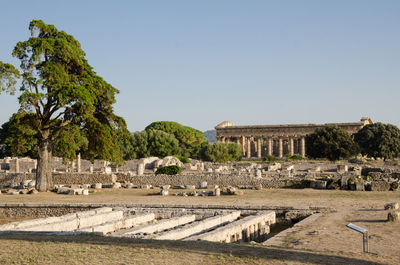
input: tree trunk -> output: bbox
[36,138,53,191]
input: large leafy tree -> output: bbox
[145,121,206,157]
[354,123,400,159]
[128,130,181,159]
[306,126,359,161]
[0,20,127,191]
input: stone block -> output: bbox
[198,181,207,189]
[370,181,390,191]
[160,190,169,196]
[213,188,220,196]
[340,176,348,189]
[83,189,89,195]
[112,182,121,189]
[355,182,365,191]
[388,211,400,222]
[153,211,241,240]
[337,165,348,173]
[384,202,399,210]
[122,215,196,235]
[123,213,155,228]
[310,180,327,189]
[184,185,196,190]
[161,185,170,190]
[78,210,124,229]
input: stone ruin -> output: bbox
[0,207,277,243]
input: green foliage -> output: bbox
[145,121,206,158]
[0,112,39,158]
[287,154,305,161]
[0,20,127,189]
[128,130,181,159]
[263,155,277,162]
[173,155,190,164]
[200,142,242,162]
[155,165,182,175]
[354,123,400,160]
[306,126,359,161]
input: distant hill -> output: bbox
[204,130,217,143]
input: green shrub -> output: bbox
[200,142,242,162]
[288,154,305,161]
[263,155,277,162]
[155,165,182,175]
[173,155,190,164]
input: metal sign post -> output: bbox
[346,223,369,253]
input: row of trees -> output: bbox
[306,123,400,161]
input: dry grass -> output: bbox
[1,188,400,264]
[0,233,396,265]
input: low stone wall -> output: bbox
[0,173,115,186]
[0,172,307,189]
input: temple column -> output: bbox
[300,137,306,157]
[257,138,262,159]
[278,138,283,158]
[221,137,226,143]
[268,138,273,156]
[247,137,251,158]
[289,138,294,155]
[241,136,245,155]
[77,153,81,173]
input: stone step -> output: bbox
[80,213,156,235]
[119,215,196,236]
[185,211,275,243]
[78,210,124,228]
[152,211,241,240]
[0,207,113,231]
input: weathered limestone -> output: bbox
[120,215,196,236]
[215,118,372,158]
[387,211,400,222]
[81,213,156,235]
[384,202,399,210]
[152,211,241,240]
[185,211,275,243]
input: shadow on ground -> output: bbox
[0,233,387,265]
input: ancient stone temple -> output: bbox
[215,118,372,158]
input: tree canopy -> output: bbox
[200,142,242,162]
[127,130,181,159]
[0,20,127,191]
[145,121,206,157]
[306,126,359,161]
[354,123,400,159]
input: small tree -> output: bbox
[354,123,400,159]
[0,20,127,191]
[306,126,359,161]
[200,142,242,162]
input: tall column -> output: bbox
[268,138,273,156]
[300,137,306,157]
[77,153,81,173]
[257,138,262,158]
[241,136,246,155]
[221,137,226,143]
[289,138,294,155]
[278,138,283,158]
[247,137,251,158]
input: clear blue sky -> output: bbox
[0,0,399,132]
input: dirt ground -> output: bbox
[1,188,400,264]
